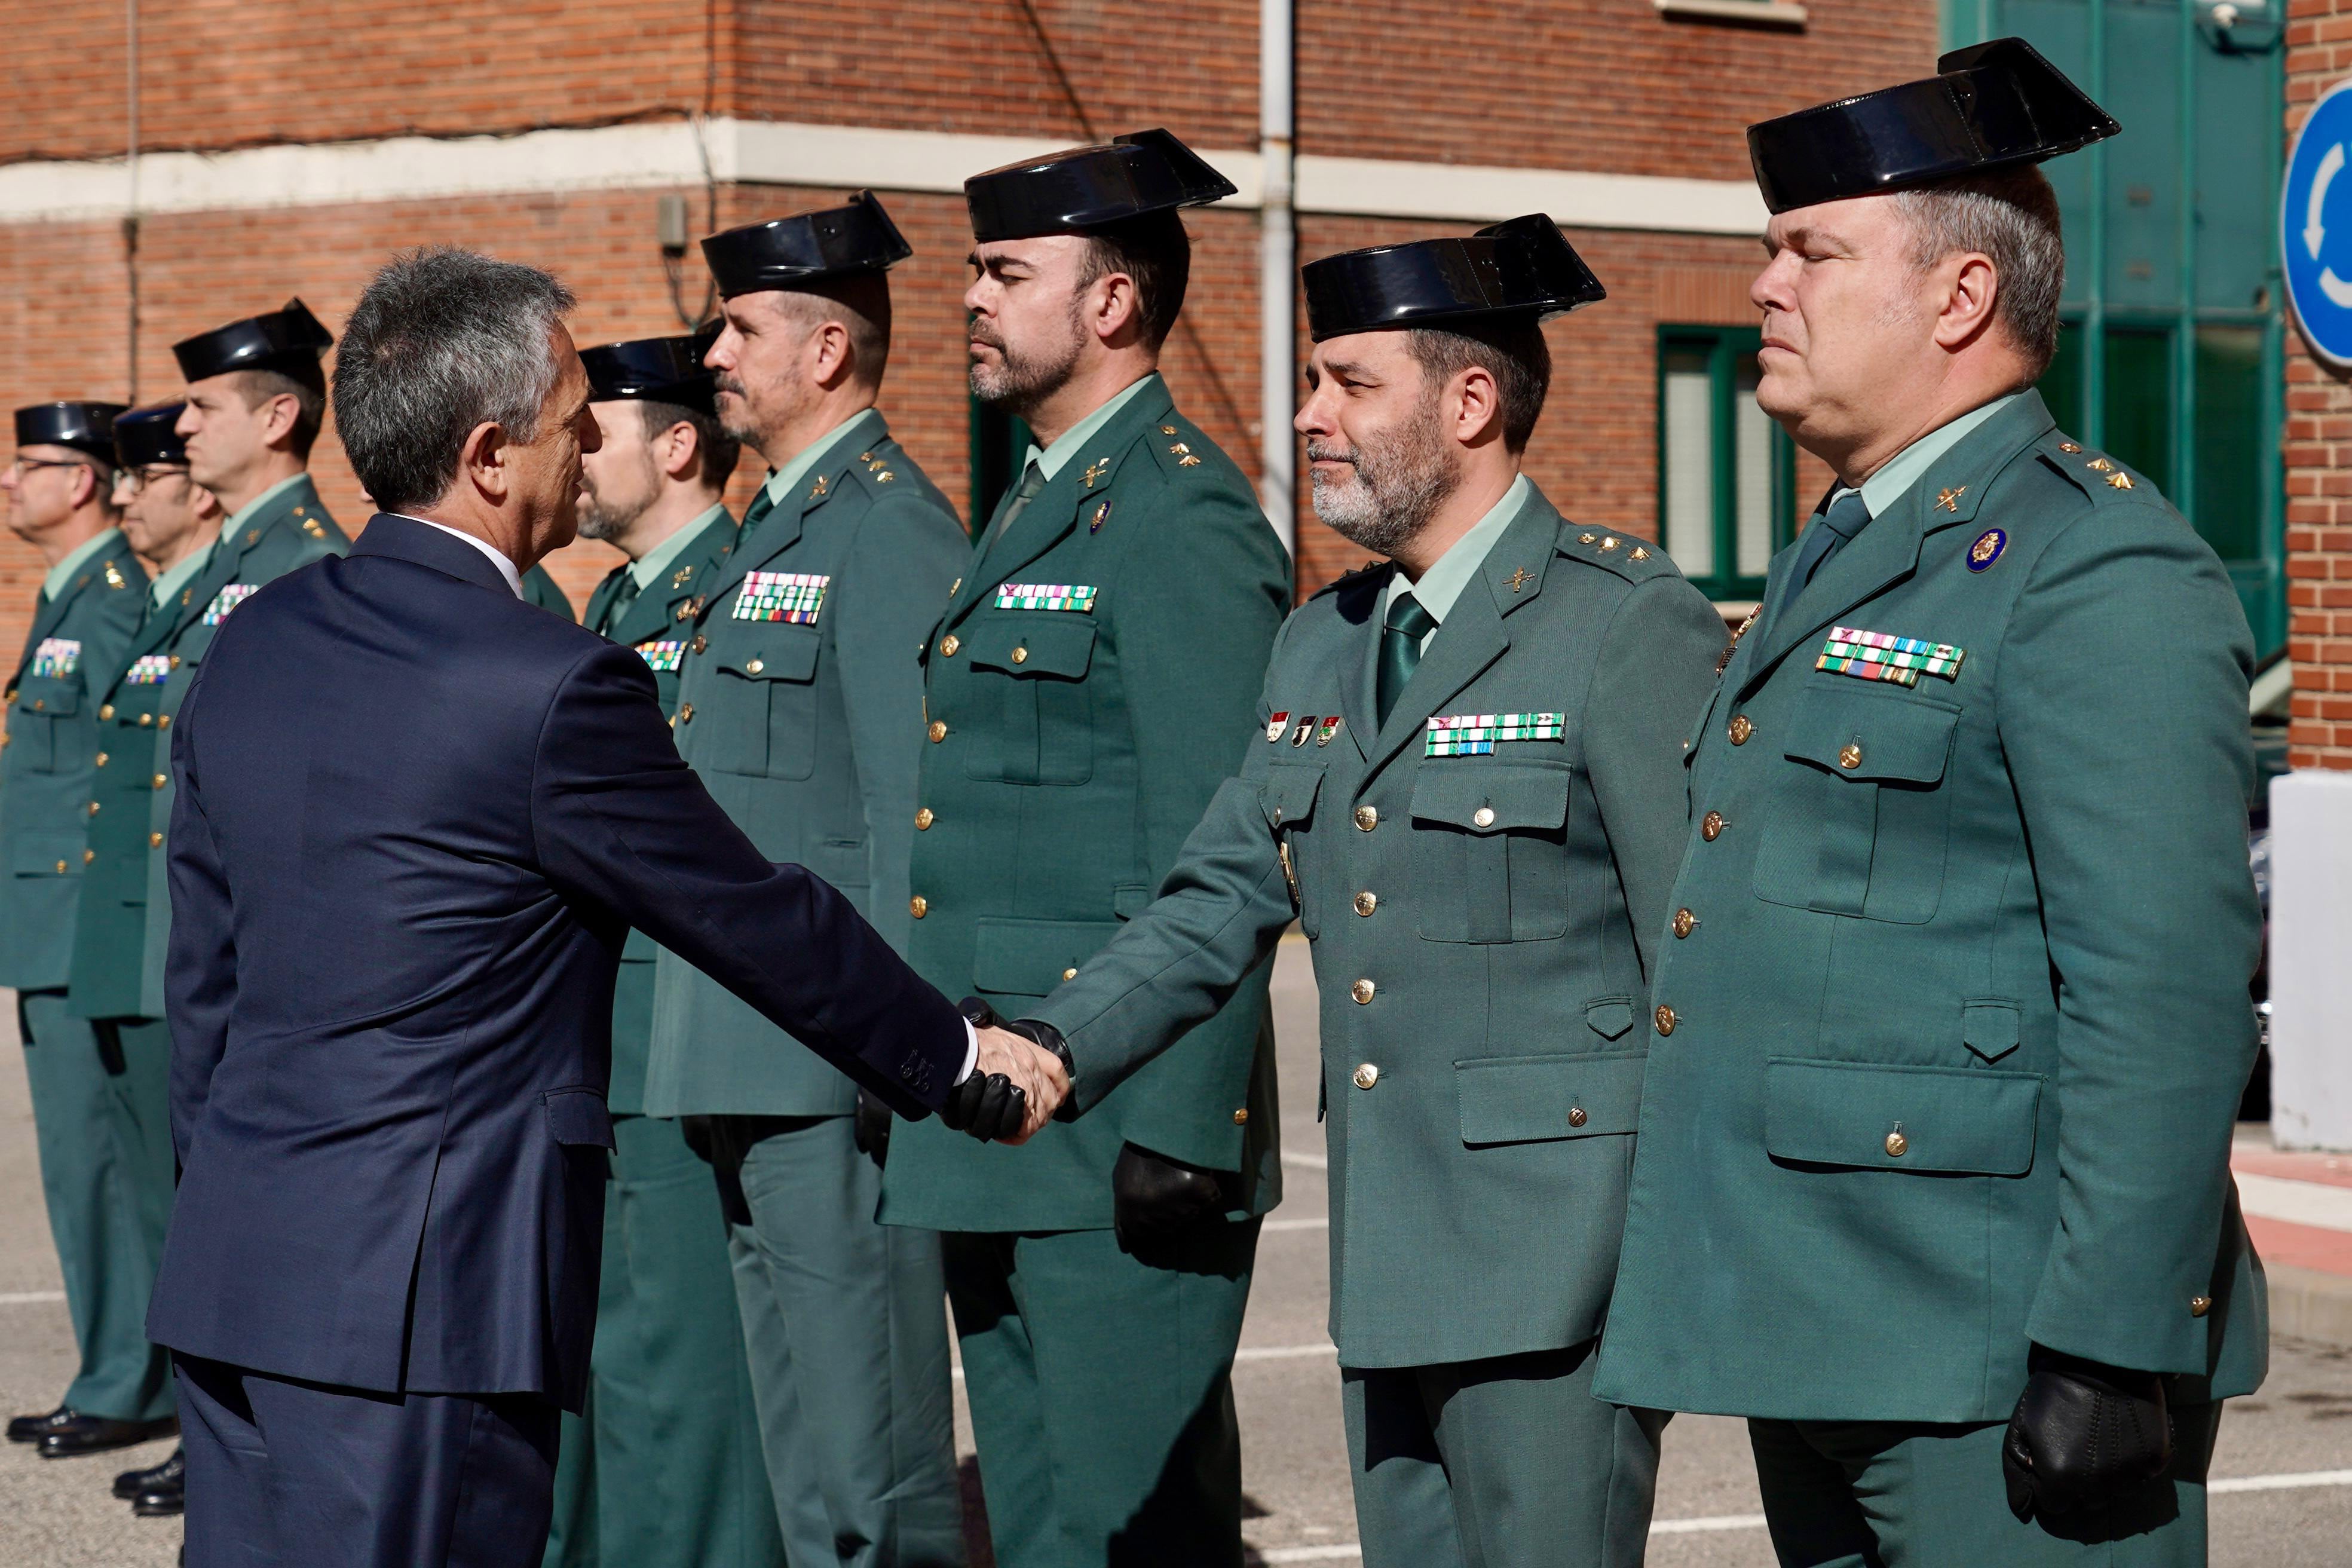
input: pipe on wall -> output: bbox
[1259,0,1296,557]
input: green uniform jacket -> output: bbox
[581,507,737,1114]
[1029,490,1724,1365]
[70,476,347,1022]
[881,378,1291,1235]
[643,412,967,1116]
[522,563,575,621]
[1592,392,2267,1425]
[0,535,148,990]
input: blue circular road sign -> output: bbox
[2286,79,2352,369]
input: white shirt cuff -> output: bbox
[956,1018,979,1085]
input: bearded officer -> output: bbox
[1590,41,2266,1565]
[0,402,165,1466]
[989,218,1723,1567]
[639,194,969,1568]
[879,129,1291,1568]
[540,332,779,1568]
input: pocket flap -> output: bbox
[1410,761,1571,834]
[716,626,819,684]
[968,618,1097,680]
[1258,763,1324,832]
[1584,997,1635,1040]
[1963,999,2021,1063]
[1783,686,1957,784]
[15,679,81,717]
[543,1087,615,1149]
[10,832,85,877]
[1763,1057,2039,1175]
[1455,1051,1646,1146]
[972,916,1123,998]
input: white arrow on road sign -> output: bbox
[2306,142,2352,308]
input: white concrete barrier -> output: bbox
[2271,769,2352,1151]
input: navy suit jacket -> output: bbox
[145,514,966,1408]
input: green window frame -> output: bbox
[1655,325,1797,602]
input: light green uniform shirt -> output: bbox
[221,472,313,538]
[1025,373,1160,482]
[759,410,883,513]
[149,535,219,611]
[629,503,730,593]
[1381,472,1532,653]
[41,528,124,603]
[1843,392,2025,519]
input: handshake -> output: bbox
[942,997,1074,1145]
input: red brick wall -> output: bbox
[2288,0,2352,770]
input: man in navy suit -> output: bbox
[146,248,1069,1568]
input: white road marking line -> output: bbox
[1649,1513,1770,1535]
[2235,1172,2352,1232]
[0,1290,65,1305]
[2212,1468,2352,1494]
[1282,1150,1328,1170]
[1234,1343,1336,1363]
[1258,1548,1362,1563]
[1263,1217,1328,1232]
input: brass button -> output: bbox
[1472,806,1495,829]
[1884,1129,1909,1158]
[149,831,163,848]
[98,704,114,720]
[1062,967,1078,982]
[678,703,694,724]
[1353,805,1379,832]
[2190,1295,2212,1319]
[1353,891,1378,917]
[152,774,167,789]
[1011,646,1028,664]
[1352,1062,1379,1090]
[31,699,42,711]
[745,658,765,675]
[691,635,707,654]
[53,860,66,874]
[1673,908,1696,939]
[1729,715,1753,745]
[928,720,948,743]
[915,807,935,830]
[87,801,99,817]
[1839,742,1863,770]
[1567,1105,1588,1128]
[94,752,108,767]
[1233,1108,1248,1125]
[940,635,960,657]
[1350,978,1376,1005]
[1653,1004,1677,1036]
[170,655,182,669]
[158,715,169,728]
[82,849,94,864]
[909,895,929,919]
[1701,810,1724,842]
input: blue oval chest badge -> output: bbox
[1967,528,2007,572]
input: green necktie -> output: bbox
[1376,590,1435,729]
[739,481,779,535]
[987,460,1047,548]
[595,573,641,638]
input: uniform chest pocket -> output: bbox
[11,678,85,774]
[1410,760,1573,944]
[1752,684,1959,924]
[962,618,1097,786]
[697,625,821,780]
[1259,762,1325,936]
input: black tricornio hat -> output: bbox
[964,128,1236,244]
[14,401,129,463]
[113,404,189,469]
[581,330,720,415]
[701,192,911,300]
[1302,215,1606,343]
[172,298,335,384]
[1747,38,2120,216]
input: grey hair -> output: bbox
[333,248,577,514]
[1891,167,2066,380]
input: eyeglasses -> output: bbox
[7,455,108,480]
[119,465,191,495]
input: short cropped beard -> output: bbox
[969,299,1086,419]
[1307,394,1461,560]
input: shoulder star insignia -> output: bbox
[1579,532,1596,545]
[1178,455,1201,467]
[2086,458,2113,473]
[2059,441,2082,454]
[1631,546,1650,561]
[1168,442,1191,456]
[1600,536,1619,552]
[1506,566,1533,593]
[2106,471,2134,490]
[1936,486,1966,512]
[1082,458,1111,489]
[875,470,895,483]
[860,452,875,463]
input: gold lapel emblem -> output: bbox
[1717,602,1762,674]
[1936,486,1966,512]
[1090,500,1112,534]
[810,474,828,499]
[1506,567,1533,594]
[672,566,694,587]
[103,563,127,589]
[246,529,260,545]
[1082,458,1111,489]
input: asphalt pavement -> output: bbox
[5,938,2351,1565]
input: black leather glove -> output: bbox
[677,1114,718,1166]
[939,997,1030,1143]
[2002,1348,2172,1523]
[852,1088,894,1166]
[1112,1142,1232,1250]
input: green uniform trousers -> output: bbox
[17,993,174,1422]
[710,1114,963,1568]
[542,1113,783,1568]
[1340,1342,1664,1568]
[942,1220,1260,1568]
[1747,1403,2222,1567]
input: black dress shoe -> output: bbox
[36,1413,177,1458]
[134,1474,185,1517]
[117,1445,183,1500]
[7,1404,77,1443]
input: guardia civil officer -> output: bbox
[0,402,166,1464]
[639,194,969,1568]
[540,332,782,1568]
[1590,42,2266,1564]
[68,301,350,1075]
[879,130,1292,1568]
[999,219,1725,1567]
[523,563,576,620]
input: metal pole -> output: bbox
[124,0,139,402]
[1258,0,1297,560]
[2175,0,2198,515]
[2084,0,2109,450]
